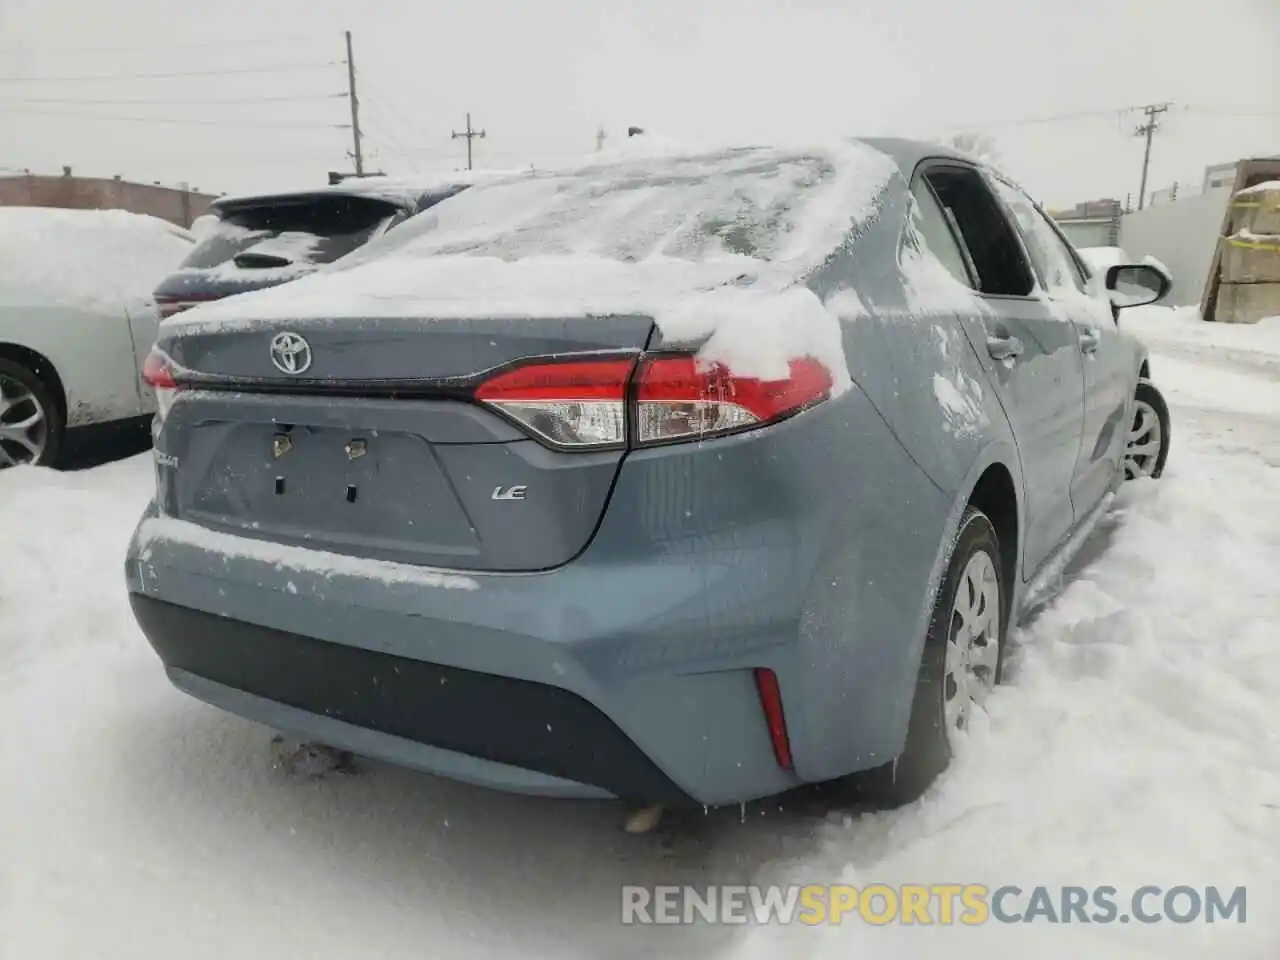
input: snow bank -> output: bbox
[0,207,193,311]
[167,142,901,385]
[1125,304,1280,362]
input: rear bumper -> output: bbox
[131,594,693,803]
[125,500,816,807]
[126,386,951,805]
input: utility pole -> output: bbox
[344,30,364,176]
[596,126,606,152]
[452,112,485,171]
[1133,102,1171,211]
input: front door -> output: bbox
[987,176,1134,514]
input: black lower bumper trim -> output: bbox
[130,595,692,805]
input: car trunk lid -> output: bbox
[152,313,655,572]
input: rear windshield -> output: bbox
[369,149,838,265]
[179,196,401,270]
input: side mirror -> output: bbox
[1105,263,1171,309]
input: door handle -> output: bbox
[1079,327,1101,354]
[986,334,1024,361]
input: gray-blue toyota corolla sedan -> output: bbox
[126,138,1172,809]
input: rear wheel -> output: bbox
[0,358,62,468]
[857,507,1005,806]
[1124,379,1170,480]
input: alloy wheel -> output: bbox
[0,373,49,467]
[1125,399,1163,479]
[943,550,1001,733]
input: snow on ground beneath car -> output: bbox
[0,207,194,312]
[163,141,902,389]
[0,305,1276,959]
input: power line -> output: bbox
[1,106,350,129]
[952,106,1128,130]
[0,93,346,106]
[1183,105,1280,119]
[362,87,437,142]
[0,34,325,56]
[360,102,426,169]
[0,62,341,83]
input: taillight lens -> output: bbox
[474,358,635,448]
[473,354,832,449]
[634,356,832,445]
[141,347,180,421]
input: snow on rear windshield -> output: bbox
[360,149,839,265]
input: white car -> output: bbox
[0,207,194,467]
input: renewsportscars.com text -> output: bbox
[621,884,1247,926]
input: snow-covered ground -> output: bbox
[1,308,1277,959]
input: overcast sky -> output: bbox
[2,0,1277,206]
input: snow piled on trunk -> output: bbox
[165,142,901,388]
[0,207,193,311]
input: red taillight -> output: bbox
[141,347,181,421]
[141,348,177,389]
[474,358,635,448]
[473,354,832,450]
[634,356,832,445]
[753,667,794,770]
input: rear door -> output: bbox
[917,163,1086,578]
[987,176,1133,515]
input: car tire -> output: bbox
[855,507,1006,807]
[1124,379,1170,480]
[0,356,63,468]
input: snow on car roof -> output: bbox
[0,207,194,312]
[169,141,901,388]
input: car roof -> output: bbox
[854,137,980,178]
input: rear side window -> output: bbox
[921,167,1034,297]
[989,177,1089,295]
[178,196,400,270]
[908,179,974,286]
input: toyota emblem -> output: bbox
[269,331,312,375]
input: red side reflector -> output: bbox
[753,667,794,770]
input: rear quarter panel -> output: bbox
[764,177,1029,774]
[0,301,143,426]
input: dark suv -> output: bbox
[153,179,470,318]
